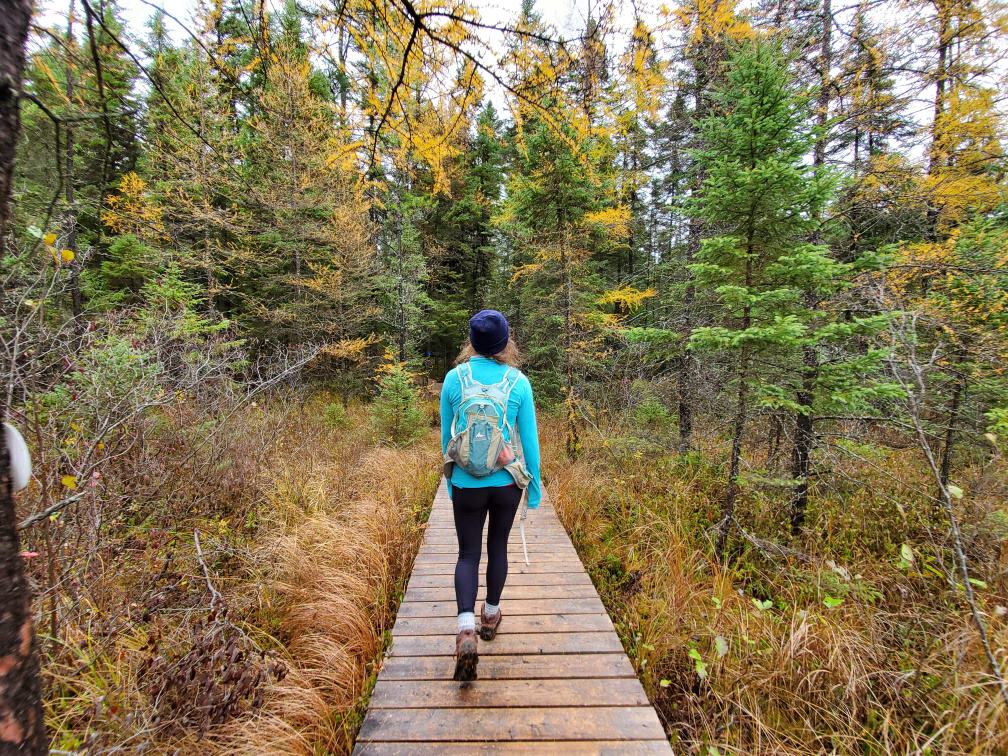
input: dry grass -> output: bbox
[36,392,439,754]
[208,423,439,754]
[543,414,1008,754]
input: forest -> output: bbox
[0,0,1007,752]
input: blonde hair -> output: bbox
[454,339,523,367]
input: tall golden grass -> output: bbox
[39,394,439,754]
[206,401,439,754]
[543,415,1008,754]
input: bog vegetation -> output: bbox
[2,0,1007,752]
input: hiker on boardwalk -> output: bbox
[439,310,542,682]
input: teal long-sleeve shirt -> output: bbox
[439,356,542,508]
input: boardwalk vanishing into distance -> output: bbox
[353,479,671,754]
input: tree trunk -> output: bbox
[789,344,816,533]
[396,207,407,363]
[717,242,753,559]
[677,52,708,455]
[938,355,965,508]
[65,0,83,320]
[928,2,949,178]
[0,1,49,751]
[926,1,950,240]
[718,341,749,558]
[789,0,831,533]
[562,229,578,459]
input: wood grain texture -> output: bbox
[356,706,666,742]
[368,678,651,708]
[354,741,672,755]
[352,478,670,754]
[388,631,624,657]
[403,584,599,602]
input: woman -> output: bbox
[439,309,542,682]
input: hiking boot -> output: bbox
[479,604,502,641]
[453,629,478,682]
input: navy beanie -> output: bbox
[469,309,509,356]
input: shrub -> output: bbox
[370,362,426,446]
[633,397,672,429]
[323,401,349,429]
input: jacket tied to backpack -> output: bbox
[443,361,532,490]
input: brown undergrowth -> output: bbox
[34,392,439,753]
[207,406,439,754]
[542,414,1008,754]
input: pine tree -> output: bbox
[420,101,505,375]
[376,189,432,364]
[688,39,833,554]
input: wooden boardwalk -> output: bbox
[353,479,671,754]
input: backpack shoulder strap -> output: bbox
[501,367,519,401]
[458,361,474,390]
[500,368,523,437]
[450,364,468,435]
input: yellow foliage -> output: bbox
[598,285,657,312]
[584,206,631,238]
[675,0,752,45]
[891,229,1008,363]
[322,336,378,362]
[510,262,544,283]
[102,172,166,241]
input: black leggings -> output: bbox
[452,484,522,614]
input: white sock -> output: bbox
[483,601,500,617]
[457,612,476,632]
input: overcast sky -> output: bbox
[34,0,648,124]
[37,0,601,42]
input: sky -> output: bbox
[33,0,967,165]
[35,0,650,125]
[38,0,602,42]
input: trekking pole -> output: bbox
[519,487,529,565]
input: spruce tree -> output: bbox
[688,39,833,555]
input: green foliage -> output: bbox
[370,363,427,447]
[323,401,349,429]
[687,40,837,368]
[633,397,672,429]
[98,234,161,301]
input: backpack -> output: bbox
[443,360,535,565]
[444,361,530,486]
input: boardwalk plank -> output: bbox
[404,584,598,601]
[368,678,651,708]
[379,653,636,680]
[416,544,568,554]
[389,631,624,656]
[405,572,594,588]
[411,562,586,575]
[396,597,605,618]
[354,478,670,754]
[393,613,614,636]
[356,706,665,742]
[413,553,579,566]
[354,741,672,755]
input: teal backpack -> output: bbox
[444,361,530,485]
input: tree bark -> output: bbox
[677,48,709,455]
[789,0,831,534]
[789,344,816,533]
[0,1,49,751]
[65,0,83,320]
[717,240,753,559]
[937,352,965,509]
[925,0,950,240]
